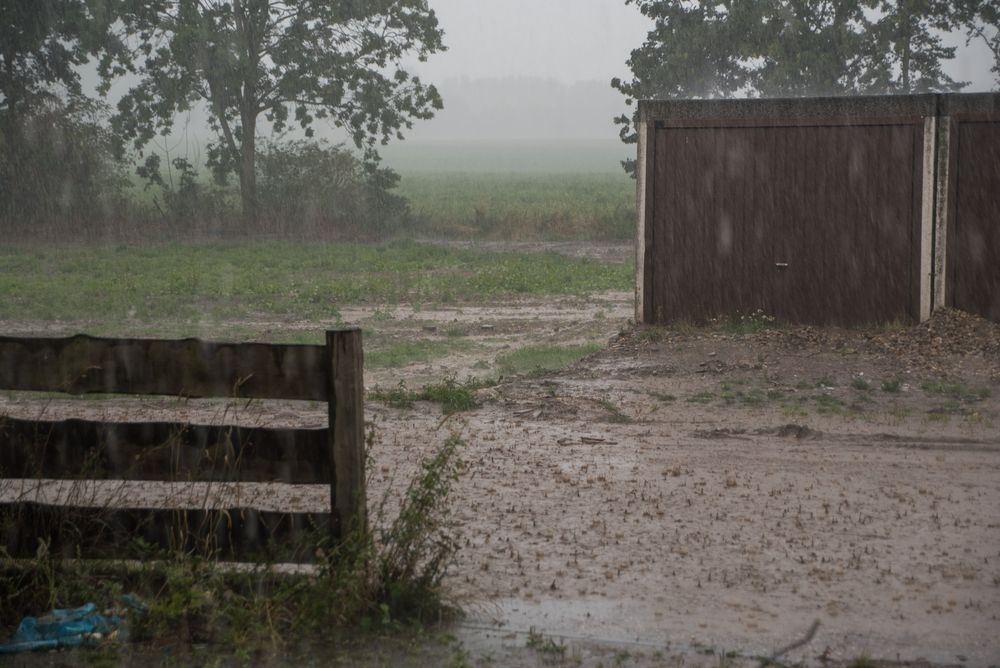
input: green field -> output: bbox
[0,241,633,329]
[397,172,635,241]
[378,139,631,174]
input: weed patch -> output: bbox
[370,378,493,414]
[366,338,470,369]
[881,379,902,393]
[0,434,465,652]
[496,343,601,377]
[921,380,991,401]
[851,377,872,392]
[526,627,568,663]
[720,382,767,407]
[686,391,715,404]
[596,398,632,424]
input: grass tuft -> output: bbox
[496,343,601,377]
[370,377,494,414]
[880,379,902,393]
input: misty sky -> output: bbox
[411,0,652,84]
[411,0,995,89]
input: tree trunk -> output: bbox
[239,110,258,229]
[233,0,260,229]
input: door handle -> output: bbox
[775,262,789,269]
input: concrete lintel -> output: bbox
[933,116,952,311]
[920,116,937,322]
[638,94,938,124]
[635,120,648,324]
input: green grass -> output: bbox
[686,391,715,404]
[495,343,601,377]
[920,379,991,400]
[396,172,635,241]
[525,627,568,661]
[851,377,872,391]
[369,377,493,414]
[881,379,902,393]
[720,381,768,407]
[0,241,632,325]
[366,338,471,369]
[596,398,633,424]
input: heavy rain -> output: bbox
[1,1,998,665]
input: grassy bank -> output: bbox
[0,241,633,326]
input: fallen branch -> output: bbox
[764,619,820,665]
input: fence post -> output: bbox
[326,328,366,538]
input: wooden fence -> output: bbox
[0,329,365,564]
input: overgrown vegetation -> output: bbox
[0,433,465,650]
[0,99,130,240]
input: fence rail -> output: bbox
[0,329,365,563]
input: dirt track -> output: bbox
[2,277,1000,666]
[375,314,1000,666]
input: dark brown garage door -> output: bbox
[648,120,924,326]
[948,117,1000,322]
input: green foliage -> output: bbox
[110,0,445,224]
[417,379,484,414]
[848,654,878,668]
[370,378,492,414]
[397,172,635,241]
[256,139,409,240]
[496,344,602,377]
[373,434,463,620]
[136,152,233,235]
[0,241,633,324]
[881,378,902,393]
[597,397,634,423]
[366,339,468,370]
[955,1,1000,86]
[0,98,130,237]
[0,0,121,118]
[613,0,968,168]
[851,377,872,391]
[526,628,568,661]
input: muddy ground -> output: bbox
[2,243,1000,666]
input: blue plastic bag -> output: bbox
[0,603,123,654]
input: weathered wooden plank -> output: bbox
[0,502,336,563]
[327,329,366,535]
[0,417,330,483]
[0,334,329,400]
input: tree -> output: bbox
[866,0,966,93]
[1,0,128,234]
[111,0,445,226]
[3,0,87,119]
[955,0,1000,87]
[612,0,966,160]
[0,98,129,235]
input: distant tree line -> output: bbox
[613,0,1000,163]
[0,0,444,239]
